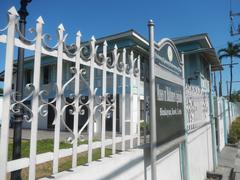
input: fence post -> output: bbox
[148,19,157,180]
[181,52,190,180]
[72,31,81,168]
[112,44,118,154]
[0,7,18,180]
[137,55,141,146]
[130,51,134,149]
[121,48,126,151]
[28,16,44,180]
[88,36,96,163]
[53,24,65,174]
[209,65,218,169]
[222,98,228,144]
[101,40,107,158]
[214,97,220,152]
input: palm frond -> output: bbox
[218,48,228,54]
[219,54,229,59]
[235,55,240,59]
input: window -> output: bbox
[43,66,50,84]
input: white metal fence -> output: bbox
[0,7,141,179]
[214,96,240,148]
[185,85,210,132]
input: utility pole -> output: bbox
[219,59,222,97]
[213,72,218,96]
[11,1,32,179]
[212,62,238,98]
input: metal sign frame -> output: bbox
[148,20,184,180]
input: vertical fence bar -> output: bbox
[209,64,218,169]
[88,36,96,163]
[181,52,190,180]
[101,41,107,158]
[28,17,43,180]
[137,56,141,146]
[226,82,231,130]
[53,24,64,174]
[112,45,118,154]
[72,31,81,168]
[130,51,134,149]
[222,98,228,144]
[0,7,18,180]
[121,48,126,151]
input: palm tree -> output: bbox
[218,42,240,101]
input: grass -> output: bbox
[8,139,73,160]
[6,139,112,179]
[228,116,240,144]
[7,138,91,160]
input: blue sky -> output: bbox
[0,0,240,95]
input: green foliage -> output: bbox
[218,42,240,101]
[7,139,112,179]
[8,138,91,160]
[228,117,240,144]
[230,90,240,102]
[140,121,150,135]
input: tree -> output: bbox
[218,42,240,101]
[231,90,240,102]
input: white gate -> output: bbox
[0,7,141,179]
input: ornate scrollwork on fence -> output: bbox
[60,66,79,143]
[38,84,58,125]
[10,83,35,123]
[185,85,210,131]
[0,21,9,34]
[63,34,81,58]
[15,23,37,45]
[116,48,125,73]
[105,93,115,119]
[42,24,67,52]
[133,55,140,77]
[80,36,96,61]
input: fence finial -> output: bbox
[58,23,65,31]
[91,35,96,42]
[8,6,19,16]
[36,16,44,24]
[76,30,81,37]
[103,40,107,46]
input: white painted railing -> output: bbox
[0,7,141,179]
[185,85,210,132]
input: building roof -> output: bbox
[0,30,221,81]
[172,33,222,71]
[92,31,221,71]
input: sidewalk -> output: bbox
[213,144,240,180]
[41,148,147,180]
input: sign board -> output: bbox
[154,39,185,146]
